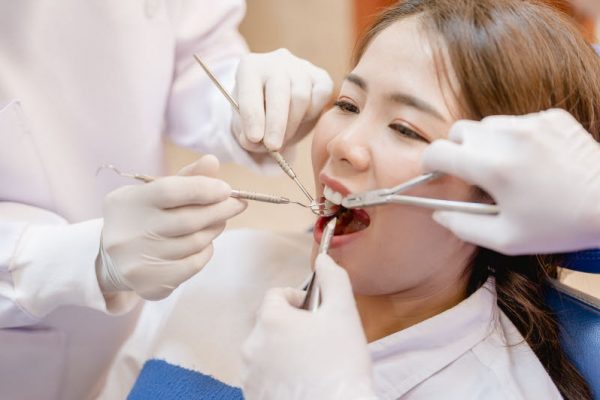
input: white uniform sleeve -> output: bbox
[0,202,138,328]
[164,0,256,165]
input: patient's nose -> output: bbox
[326,123,371,172]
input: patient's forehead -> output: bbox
[356,17,459,124]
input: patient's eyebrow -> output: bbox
[389,93,447,122]
[345,73,447,122]
[346,74,367,90]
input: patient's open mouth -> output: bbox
[313,179,371,247]
[316,196,370,236]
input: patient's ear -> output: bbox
[177,154,220,178]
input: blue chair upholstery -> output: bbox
[128,359,243,400]
[546,280,600,399]
[564,250,600,274]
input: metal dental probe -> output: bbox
[193,54,316,204]
[229,189,315,211]
[301,216,337,312]
[96,164,327,213]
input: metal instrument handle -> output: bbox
[388,195,499,215]
[193,55,314,203]
[230,189,290,204]
[302,217,337,312]
[386,171,444,195]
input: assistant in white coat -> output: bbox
[0,1,249,399]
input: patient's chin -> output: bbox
[309,245,388,296]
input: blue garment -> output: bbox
[128,360,243,400]
[564,250,600,274]
[546,283,600,399]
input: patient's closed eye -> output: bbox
[389,123,428,143]
[334,100,359,113]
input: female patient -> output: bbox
[101,1,598,399]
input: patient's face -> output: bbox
[311,18,477,296]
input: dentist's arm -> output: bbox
[422,109,600,255]
[241,254,377,400]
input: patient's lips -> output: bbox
[314,175,371,248]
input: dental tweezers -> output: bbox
[342,172,499,215]
[301,217,337,312]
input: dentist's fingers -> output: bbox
[314,254,356,310]
[235,61,266,144]
[101,156,244,301]
[279,73,312,148]
[144,176,232,209]
[306,65,334,120]
[432,211,501,251]
[258,287,306,319]
[153,198,247,237]
[131,244,215,301]
[233,49,333,153]
[422,139,470,177]
[177,154,220,177]
[149,223,227,261]
[263,74,292,150]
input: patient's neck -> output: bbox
[355,274,469,343]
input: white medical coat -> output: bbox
[100,230,562,399]
[0,1,254,398]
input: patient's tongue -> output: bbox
[333,208,370,235]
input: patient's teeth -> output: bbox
[323,185,343,205]
[331,191,342,205]
[324,186,334,201]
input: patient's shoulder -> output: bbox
[407,343,561,400]
[464,312,562,399]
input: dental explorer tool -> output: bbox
[193,55,316,205]
[96,164,334,215]
[302,217,337,312]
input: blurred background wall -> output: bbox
[166,0,599,233]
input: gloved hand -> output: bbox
[232,48,333,152]
[422,108,600,255]
[241,254,377,400]
[98,155,246,300]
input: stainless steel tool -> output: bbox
[341,172,499,215]
[96,164,334,214]
[193,55,337,217]
[301,217,337,312]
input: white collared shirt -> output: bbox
[370,281,563,399]
[101,231,563,399]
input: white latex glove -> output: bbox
[422,109,600,255]
[233,48,333,152]
[241,254,377,400]
[98,155,246,300]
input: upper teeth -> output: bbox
[324,185,343,205]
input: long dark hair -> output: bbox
[356,1,600,399]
